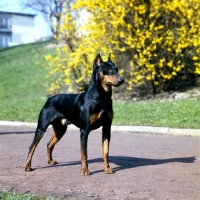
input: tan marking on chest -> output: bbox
[90,112,101,125]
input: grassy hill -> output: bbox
[0,41,56,121]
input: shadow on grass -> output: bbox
[37,156,195,174]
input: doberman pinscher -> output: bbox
[25,53,124,175]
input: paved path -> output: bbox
[1,120,200,136]
[0,125,200,199]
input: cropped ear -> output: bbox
[107,53,112,61]
[93,53,103,69]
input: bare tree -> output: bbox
[20,0,72,35]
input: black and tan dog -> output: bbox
[25,53,124,175]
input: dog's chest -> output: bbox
[89,109,109,125]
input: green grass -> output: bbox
[0,41,56,122]
[113,100,200,129]
[0,41,200,128]
[0,40,56,100]
[0,97,46,122]
[0,189,59,200]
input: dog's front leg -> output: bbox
[80,129,90,175]
[102,125,113,174]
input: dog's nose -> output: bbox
[118,77,124,84]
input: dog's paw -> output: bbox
[81,168,90,176]
[48,160,58,165]
[105,167,113,174]
[25,164,33,172]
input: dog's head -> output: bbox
[93,53,124,92]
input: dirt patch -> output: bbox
[0,126,200,199]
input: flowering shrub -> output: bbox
[45,0,200,96]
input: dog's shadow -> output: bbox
[38,156,196,174]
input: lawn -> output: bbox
[0,189,59,200]
[0,41,55,121]
[113,100,200,128]
[0,41,200,128]
[0,41,55,100]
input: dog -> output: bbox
[25,53,124,175]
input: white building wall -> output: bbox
[9,14,35,46]
[11,25,35,46]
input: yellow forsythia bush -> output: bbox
[45,0,200,95]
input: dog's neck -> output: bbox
[87,70,112,104]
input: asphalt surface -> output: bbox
[0,125,200,200]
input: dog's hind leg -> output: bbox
[25,125,47,171]
[25,107,56,171]
[47,120,67,165]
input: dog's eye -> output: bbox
[104,68,112,73]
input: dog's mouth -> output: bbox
[106,82,120,87]
[106,82,112,86]
[106,79,124,87]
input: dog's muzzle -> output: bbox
[118,77,124,85]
